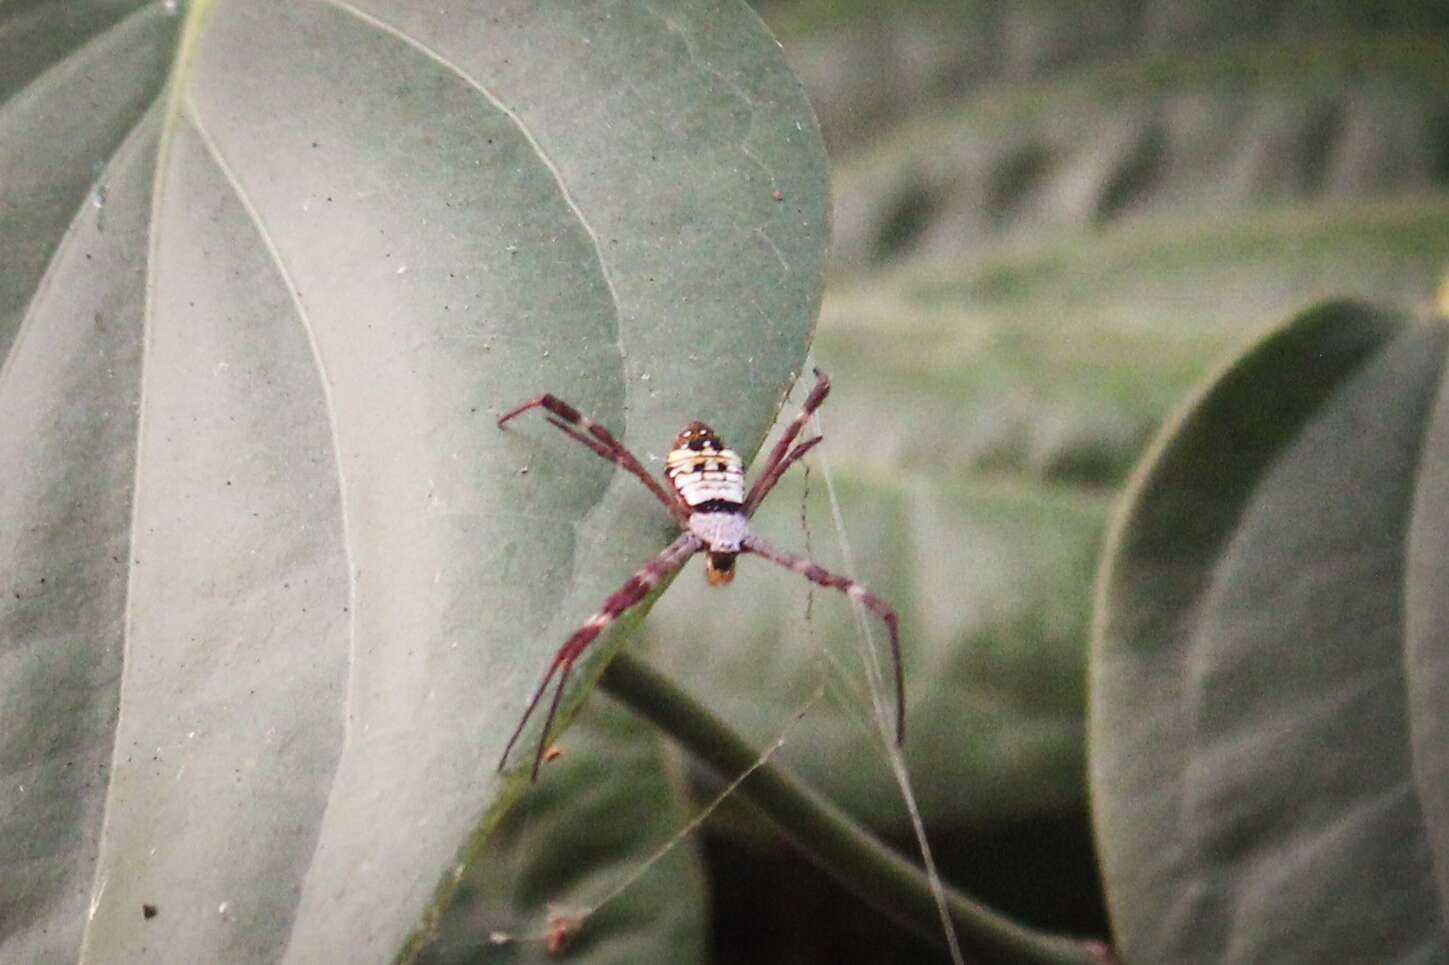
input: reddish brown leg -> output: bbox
[743,435,822,517]
[542,416,620,464]
[499,394,689,524]
[499,533,702,780]
[745,369,830,513]
[742,535,905,746]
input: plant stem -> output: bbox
[600,652,1114,965]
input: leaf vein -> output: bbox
[181,96,362,957]
[311,0,629,370]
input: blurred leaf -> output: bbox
[768,0,1449,156]
[826,29,1449,272]
[815,197,1449,483]
[419,695,705,965]
[0,1,826,962]
[1091,300,1449,962]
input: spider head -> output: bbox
[674,421,725,453]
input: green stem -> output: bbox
[600,652,1113,965]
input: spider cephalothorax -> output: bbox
[496,370,904,779]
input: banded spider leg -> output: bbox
[497,533,702,779]
[498,393,690,525]
[743,369,830,515]
[741,534,905,745]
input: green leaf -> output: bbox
[0,1,827,962]
[1091,300,1448,962]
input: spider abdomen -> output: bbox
[666,422,745,508]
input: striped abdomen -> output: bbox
[669,421,744,585]
[666,421,744,510]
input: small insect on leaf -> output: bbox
[543,744,563,764]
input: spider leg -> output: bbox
[499,394,689,523]
[543,416,621,464]
[499,533,702,780]
[743,435,823,517]
[744,369,830,511]
[741,535,905,746]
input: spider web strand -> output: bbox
[576,684,825,921]
[500,685,826,947]
[810,406,967,965]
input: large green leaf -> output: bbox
[1091,300,1449,962]
[0,1,827,962]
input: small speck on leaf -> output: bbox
[546,909,581,954]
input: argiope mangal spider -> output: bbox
[496,370,905,780]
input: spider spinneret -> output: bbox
[495,370,904,780]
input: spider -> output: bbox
[495,370,904,780]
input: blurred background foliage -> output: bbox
[638,1,1449,961]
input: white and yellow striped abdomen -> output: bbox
[665,447,745,507]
